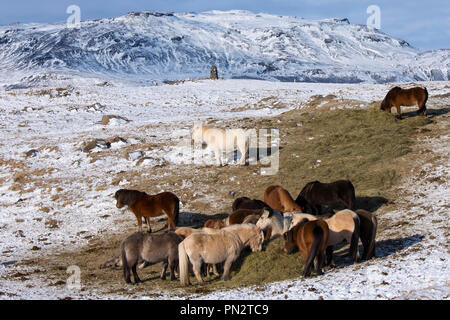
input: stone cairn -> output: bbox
[210,65,219,80]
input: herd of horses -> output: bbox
[115,180,377,285]
[113,85,428,286]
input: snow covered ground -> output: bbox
[0,77,448,299]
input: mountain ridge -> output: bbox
[0,10,448,84]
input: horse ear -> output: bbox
[261,208,270,218]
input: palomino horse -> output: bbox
[295,180,356,215]
[264,185,303,212]
[191,123,249,166]
[355,209,378,260]
[115,189,179,232]
[380,86,428,118]
[121,231,183,284]
[283,218,329,277]
[178,229,244,285]
[232,197,269,211]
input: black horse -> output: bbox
[295,180,356,215]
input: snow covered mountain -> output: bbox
[0,10,448,84]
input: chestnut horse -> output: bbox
[264,185,303,212]
[380,86,428,118]
[283,218,329,277]
[232,197,269,211]
[295,180,355,215]
[115,189,179,232]
[204,218,227,229]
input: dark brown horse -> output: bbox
[232,197,269,211]
[295,180,355,215]
[355,209,378,260]
[114,189,179,232]
[283,218,329,277]
[121,231,183,284]
[264,185,303,212]
[380,86,428,118]
[228,208,262,225]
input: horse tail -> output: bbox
[418,87,428,115]
[349,214,360,262]
[303,225,323,277]
[174,197,180,226]
[178,241,190,286]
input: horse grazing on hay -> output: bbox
[380,86,428,118]
[264,185,303,213]
[283,218,329,277]
[114,189,179,233]
[178,230,243,285]
[121,231,183,284]
[191,123,249,166]
[232,197,269,211]
[256,208,315,240]
[355,209,378,260]
[295,180,355,215]
[178,224,264,285]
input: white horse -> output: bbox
[191,122,249,166]
[256,209,315,239]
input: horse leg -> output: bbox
[160,261,168,280]
[222,257,234,281]
[136,215,143,232]
[169,259,177,281]
[123,264,132,284]
[192,260,204,284]
[213,264,220,276]
[326,246,335,267]
[145,217,152,233]
[213,147,222,167]
[132,264,141,284]
[395,105,402,119]
[314,254,324,275]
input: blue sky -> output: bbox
[0,0,448,51]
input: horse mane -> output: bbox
[299,181,319,197]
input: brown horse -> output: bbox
[204,218,227,229]
[121,231,183,284]
[232,197,269,211]
[114,189,179,232]
[264,185,303,212]
[355,209,378,260]
[380,86,428,118]
[295,180,355,215]
[228,208,262,225]
[283,218,329,277]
